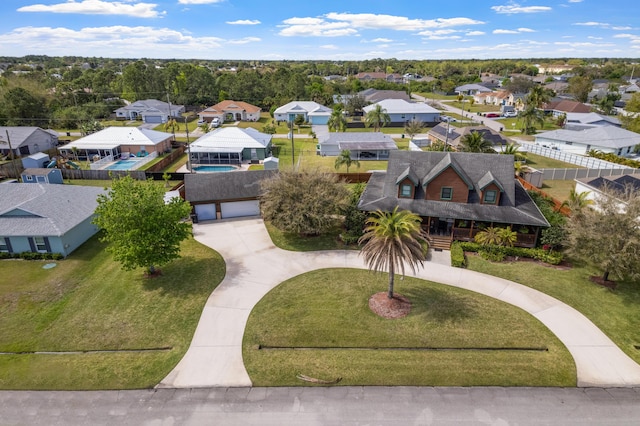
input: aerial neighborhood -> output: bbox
[2,56,640,393]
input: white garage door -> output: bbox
[220,200,260,219]
[194,204,217,221]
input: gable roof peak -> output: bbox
[422,153,474,190]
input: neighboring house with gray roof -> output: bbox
[358,151,548,249]
[428,124,509,151]
[184,170,277,221]
[563,112,621,131]
[358,89,410,103]
[455,84,492,96]
[0,184,105,257]
[575,174,640,210]
[535,126,640,156]
[318,132,398,160]
[114,99,185,124]
[363,99,440,125]
[273,101,332,125]
[0,127,58,158]
[189,127,272,165]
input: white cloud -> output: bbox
[226,20,260,25]
[574,22,609,27]
[320,44,338,50]
[588,36,603,40]
[278,12,484,37]
[612,26,633,31]
[178,0,224,4]
[466,31,485,36]
[17,0,163,18]
[416,29,457,36]
[0,25,268,58]
[493,28,534,34]
[371,38,392,43]
[491,3,551,14]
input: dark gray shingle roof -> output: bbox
[184,170,277,203]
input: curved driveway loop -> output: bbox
[159,218,640,388]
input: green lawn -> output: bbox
[540,180,576,202]
[243,268,575,387]
[265,222,355,251]
[0,234,225,390]
[415,92,457,101]
[466,256,640,365]
[525,152,581,169]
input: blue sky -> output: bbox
[0,0,638,60]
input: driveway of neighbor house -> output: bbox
[158,218,640,389]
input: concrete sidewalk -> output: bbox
[159,218,640,388]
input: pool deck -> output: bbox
[177,163,251,173]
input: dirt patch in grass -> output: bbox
[589,275,617,290]
[368,292,411,319]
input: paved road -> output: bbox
[1,386,639,425]
[159,218,640,389]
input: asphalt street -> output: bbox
[1,387,639,425]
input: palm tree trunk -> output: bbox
[387,261,395,299]
[603,270,610,282]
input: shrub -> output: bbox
[479,249,506,262]
[455,241,563,265]
[450,243,467,268]
[339,232,360,245]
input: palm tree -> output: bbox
[459,131,495,153]
[518,104,544,135]
[474,226,502,246]
[404,118,425,140]
[327,106,347,132]
[164,118,180,139]
[561,189,593,214]
[334,149,360,173]
[364,104,390,132]
[497,228,518,247]
[526,85,553,108]
[501,142,527,162]
[358,207,430,299]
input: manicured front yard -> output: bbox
[0,234,225,389]
[243,268,575,387]
[466,256,640,364]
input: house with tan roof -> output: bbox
[197,100,261,125]
[543,99,591,117]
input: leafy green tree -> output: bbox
[625,92,640,113]
[344,94,367,117]
[93,176,192,276]
[340,182,368,243]
[364,104,390,132]
[1,87,48,126]
[526,85,553,108]
[566,186,640,282]
[567,75,593,103]
[260,170,349,236]
[334,149,360,173]
[595,90,621,115]
[294,114,305,132]
[327,105,347,132]
[460,131,495,153]
[359,207,429,299]
[404,118,425,140]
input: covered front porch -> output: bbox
[422,217,540,249]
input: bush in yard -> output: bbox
[450,242,467,268]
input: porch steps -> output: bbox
[429,235,452,251]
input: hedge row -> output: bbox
[0,252,64,261]
[454,242,563,265]
[450,243,467,268]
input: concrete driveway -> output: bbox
[159,218,640,388]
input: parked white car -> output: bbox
[210,117,221,128]
[503,111,518,118]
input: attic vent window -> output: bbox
[440,187,453,200]
[400,184,412,198]
[484,190,497,204]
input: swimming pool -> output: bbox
[105,159,141,171]
[193,165,237,172]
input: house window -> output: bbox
[400,184,412,198]
[440,187,453,200]
[565,142,572,145]
[34,237,47,252]
[484,190,497,204]
[26,175,33,181]
[0,238,8,252]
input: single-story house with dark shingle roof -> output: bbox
[0,183,105,257]
[359,88,411,103]
[575,174,640,208]
[455,84,492,96]
[534,126,640,157]
[114,99,185,123]
[189,127,272,165]
[363,99,440,125]
[318,132,398,160]
[184,170,277,221]
[358,151,548,249]
[0,127,58,157]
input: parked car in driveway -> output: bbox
[503,111,518,118]
[484,113,501,118]
[440,115,456,122]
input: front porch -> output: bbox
[422,217,540,250]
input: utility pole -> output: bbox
[289,119,295,168]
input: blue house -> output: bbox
[0,184,105,257]
[21,168,64,184]
[273,101,332,125]
[363,99,440,125]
